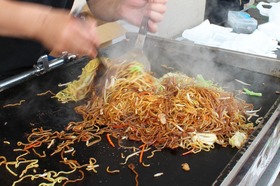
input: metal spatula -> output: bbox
[116,15,151,71]
[94,16,151,96]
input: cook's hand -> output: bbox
[87,0,167,33]
[36,9,100,58]
[118,0,168,32]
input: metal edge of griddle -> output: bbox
[209,46,280,78]
[213,97,280,186]
[125,32,280,78]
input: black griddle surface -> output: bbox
[0,38,279,186]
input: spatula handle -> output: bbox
[138,16,149,35]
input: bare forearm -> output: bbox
[0,1,100,58]
[0,0,53,39]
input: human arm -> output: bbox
[0,0,100,58]
[87,0,167,32]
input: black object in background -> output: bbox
[205,0,249,25]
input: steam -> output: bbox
[101,30,279,93]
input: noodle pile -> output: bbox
[60,59,255,153]
[0,59,258,185]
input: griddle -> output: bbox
[0,33,279,186]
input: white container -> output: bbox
[257,2,280,25]
[227,11,257,34]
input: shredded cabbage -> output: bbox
[54,58,100,103]
[229,131,247,149]
[191,132,217,146]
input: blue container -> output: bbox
[227,11,258,34]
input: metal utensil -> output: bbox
[116,16,151,71]
[93,16,151,96]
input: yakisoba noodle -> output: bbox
[0,127,101,185]
[0,59,258,185]
[60,59,255,154]
[55,59,100,103]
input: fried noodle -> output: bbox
[65,60,255,153]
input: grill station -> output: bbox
[0,33,279,186]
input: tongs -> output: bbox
[94,16,151,96]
